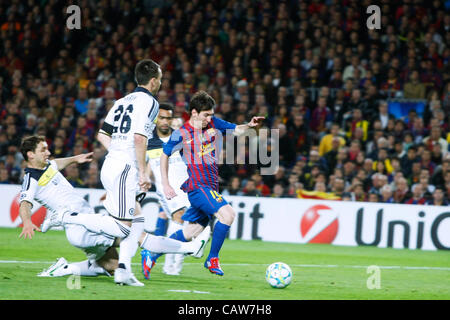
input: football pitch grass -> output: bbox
[0,227,449,300]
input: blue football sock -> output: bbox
[154,217,168,236]
[151,230,187,262]
[207,221,230,259]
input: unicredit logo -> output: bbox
[300,204,339,243]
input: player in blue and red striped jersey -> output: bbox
[160,91,264,276]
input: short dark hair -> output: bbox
[189,91,216,114]
[159,102,174,113]
[134,59,160,86]
[20,135,45,161]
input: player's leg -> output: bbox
[155,207,168,236]
[117,200,144,273]
[99,163,145,286]
[51,211,131,238]
[38,225,117,277]
[141,205,169,276]
[142,190,190,278]
[207,203,235,262]
[96,246,119,275]
[41,159,133,237]
[137,224,209,256]
[163,209,186,275]
[191,188,233,276]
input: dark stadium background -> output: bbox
[0,0,449,206]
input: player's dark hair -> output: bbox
[134,59,160,86]
[189,91,216,115]
[159,102,174,113]
[20,135,46,161]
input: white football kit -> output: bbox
[100,87,159,221]
[20,160,114,260]
[147,131,190,216]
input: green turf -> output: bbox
[0,227,449,300]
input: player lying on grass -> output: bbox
[143,91,264,277]
[18,135,210,282]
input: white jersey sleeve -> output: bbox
[19,172,38,207]
[133,96,159,138]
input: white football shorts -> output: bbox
[100,157,138,221]
[155,185,190,217]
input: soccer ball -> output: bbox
[265,262,292,288]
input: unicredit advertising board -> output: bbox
[1,184,449,251]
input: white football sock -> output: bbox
[63,213,130,238]
[68,260,106,276]
[140,233,195,254]
[118,216,145,271]
[164,220,184,271]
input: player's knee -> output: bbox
[183,223,203,241]
[172,209,184,224]
[218,205,235,226]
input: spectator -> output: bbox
[380,184,395,203]
[405,184,427,205]
[0,168,10,184]
[351,183,366,202]
[323,137,342,174]
[222,176,244,196]
[403,70,426,99]
[74,88,89,116]
[423,126,448,157]
[393,177,410,203]
[431,158,450,188]
[426,187,449,206]
[368,192,380,202]
[373,101,395,130]
[310,96,333,136]
[277,123,296,167]
[242,179,261,197]
[251,171,271,197]
[346,108,369,143]
[318,123,346,156]
[343,55,366,82]
[400,146,419,178]
[331,177,345,198]
[271,183,287,198]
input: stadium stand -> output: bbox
[0,0,449,205]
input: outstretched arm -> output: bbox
[233,116,265,136]
[53,152,93,170]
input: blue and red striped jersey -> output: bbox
[163,116,236,192]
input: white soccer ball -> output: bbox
[265,262,292,288]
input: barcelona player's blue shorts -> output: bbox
[182,187,229,227]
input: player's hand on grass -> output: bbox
[163,184,177,200]
[19,222,41,239]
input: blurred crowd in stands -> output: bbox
[0,0,449,205]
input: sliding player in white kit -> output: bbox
[141,103,190,278]
[96,59,210,286]
[18,135,119,277]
